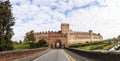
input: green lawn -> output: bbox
[13,44,30,50]
[69,41,118,50]
[13,43,48,50]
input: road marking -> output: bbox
[63,50,76,61]
[62,50,71,61]
[33,49,74,61]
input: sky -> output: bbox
[8,0,120,41]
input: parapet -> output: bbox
[71,30,102,36]
[36,31,60,34]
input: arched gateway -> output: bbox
[35,38,67,48]
[55,40,62,48]
[48,34,68,48]
[49,39,67,48]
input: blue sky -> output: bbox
[9,0,120,41]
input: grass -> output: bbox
[13,44,30,50]
[13,43,48,50]
[69,41,118,50]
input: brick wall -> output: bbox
[0,48,49,61]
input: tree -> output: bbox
[0,0,15,51]
[37,39,48,47]
[13,41,19,44]
[24,32,36,48]
[39,39,47,45]
[24,33,36,44]
[19,40,22,44]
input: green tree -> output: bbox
[19,40,22,44]
[24,32,36,48]
[0,0,15,51]
[37,39,48,47]
[24,33,36,44]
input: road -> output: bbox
[14,49,96,61]
[32,49,70,61]
[65,49,96,61]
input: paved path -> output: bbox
[32,49,70,61]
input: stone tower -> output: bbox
[61,23,69,34]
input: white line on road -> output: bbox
[32,50,50,61]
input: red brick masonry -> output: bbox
[26,23,103,48]
[0,48,49,61]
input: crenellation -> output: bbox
[51,31,53,33]
[48,31,50,33]
[93,33,102,36]
[54,31,57,33]
[98,33,100,35]
[39,31,61,34]
[61,23,69,25]
[41,31,43,33]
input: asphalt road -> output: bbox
[64,49,96,61]
[12,49,97,61]
[32,49,70,61]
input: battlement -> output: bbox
[34,31,61,35]
[72,30,93,34]
[70,31,89,35]
[33,29,101,37]
[71,31,101,36]
[61,23,69,26]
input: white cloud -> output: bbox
[71,0,95,7]
[9,0,120,41]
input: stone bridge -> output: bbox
[0,48,120,61]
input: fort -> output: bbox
[26,23,103,48]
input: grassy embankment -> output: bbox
[69,41,118,50]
